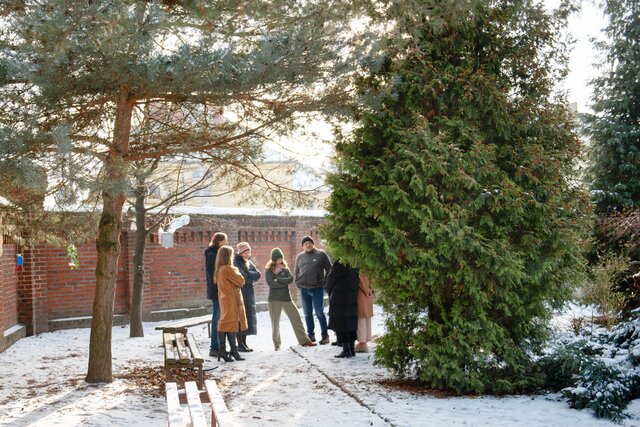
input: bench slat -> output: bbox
[205,379,234,427]
[187,333,205,364]
[165,382,184,427]
[163,333,179,364]
[155,315,212,332]
[185,381,208,427]
[175,333,191,364]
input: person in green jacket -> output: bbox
[266,248,317,351]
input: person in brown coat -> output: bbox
[355,273,374,353]
[215,245,248,362]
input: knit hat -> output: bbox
[236,242,251,254]
[301,235,314,246]
[270,247,284,261]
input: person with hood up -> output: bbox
[325,260,360,358]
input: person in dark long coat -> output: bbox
[204,232,228,358]
[234,242,261,352]
[326,260,360,358]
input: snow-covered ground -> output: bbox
[1,306,638,427]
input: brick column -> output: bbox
[0,233,4,334]
[17,245,49,335]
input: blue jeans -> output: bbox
[210,299,220,351]
[300,287,328,339]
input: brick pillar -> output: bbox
[17,245,49,335]
[0,240,4,351]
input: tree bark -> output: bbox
[129,182,147,338]
[86,91,134,383]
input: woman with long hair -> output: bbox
[215,245,247,362]
[204,232,227,357]
[265,248,316,350]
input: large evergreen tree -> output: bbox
[0,0,363,382]
[323,0,590,394]
[584,0,640,213]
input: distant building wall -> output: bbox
[0,214,325,352]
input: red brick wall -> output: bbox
[138,215,325,311]
[0,214,324,335]
[0,242,19,334]
[42,242,130,320]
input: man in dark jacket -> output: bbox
[294,235,332,344]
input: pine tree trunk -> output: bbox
[86,91,134,383]
[129,184,147,338]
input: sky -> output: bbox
[288,0,609,171]
[557,0,608,112]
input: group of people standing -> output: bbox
[204,232,374,361]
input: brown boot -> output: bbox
[354,342,368,353]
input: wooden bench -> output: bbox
[163,332,205,389]
[166,380,234,427]
[156,314,213,337]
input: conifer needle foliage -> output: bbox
[584,0,640,213]
[323,0,590,394]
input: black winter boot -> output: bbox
[217,333,233,362]
[242,335,253,352]
[228,333,245,361]
[349,341,356,357]
[335,342,351,358]
[237,334,249,352]
[237,334,252,352]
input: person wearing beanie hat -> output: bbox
[236,241,251,254]
[271,247,284,262]
[265,248,316,350]
[233,242,260,352]
[294,234,332,344]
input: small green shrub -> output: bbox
[538,339,601,390]
[563,361,635,423]
[582,253,629,329]
[543,310,640,422]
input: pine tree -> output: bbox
[584,0,640,213]
[323,0,590,394]
[0,0,362,382]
